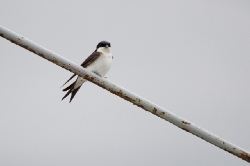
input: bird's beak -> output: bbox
[105,45,109,48]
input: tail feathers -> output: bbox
[61,81,82,103]
[61,74,76,88]
[61,89,73,101]
[69,86,81,102]
[63,82,75,91]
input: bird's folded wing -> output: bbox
[61,52,101,87]
[81,52,102,67]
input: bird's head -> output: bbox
[96,41,111,49]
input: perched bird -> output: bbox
[61,41,113,102]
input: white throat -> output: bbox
[97,47,111,54]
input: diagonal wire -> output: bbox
[0,25,249,163]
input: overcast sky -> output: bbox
[0,0,250,165]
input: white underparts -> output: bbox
[73,47,113,89]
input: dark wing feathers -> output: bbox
[81,52,102,67]
[61,52,101,88]
[61,52,101,102]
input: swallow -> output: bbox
[61,41,113,102]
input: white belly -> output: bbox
[74,52,113,89]
[87,52,113,77]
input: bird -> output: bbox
[61,41,113,102]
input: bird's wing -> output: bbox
[81,52,102,68]
[61,52,101,87]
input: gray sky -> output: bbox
[0,0,250,165]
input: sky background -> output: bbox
[0,0,250,165]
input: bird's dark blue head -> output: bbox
[96,41,111,49]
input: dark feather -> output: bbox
[61,88,73,101]
[61,74,76,87]
[81,52,102,67]
[69,86,81,103]
[61,79,82,102]
[61,52,101,88]
[61,51,101,102]
[62,81,75,91]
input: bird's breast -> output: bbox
[87,53,113,77]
